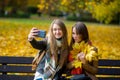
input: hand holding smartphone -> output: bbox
[38,30,46,38]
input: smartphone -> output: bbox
[36,78,43,80]
[38,30,46,38]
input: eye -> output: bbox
[58,27,62,30]
[72,32,75,35]
[53,28,57,31]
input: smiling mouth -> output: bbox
[74,38,78,40]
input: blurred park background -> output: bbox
[0,0,120,59]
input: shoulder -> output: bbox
[86,45,98,62]
[88,43,98,53]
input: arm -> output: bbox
[77,52,98,74]
[28,27,47,50]
[29,39,47,50]
[66,60,75,69]
[82,60,98,74]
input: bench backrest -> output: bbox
[0,56,120,80]
[0,56,34,80]
[97,59,120,80]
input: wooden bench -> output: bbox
[0,56,120,80]
[97,59,120,80]
[0,56,35,80]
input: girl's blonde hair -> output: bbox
[47,19,68,65]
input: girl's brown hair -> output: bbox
[70,22,89,49]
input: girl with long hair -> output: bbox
[28,19,69,80]
[67,22,98,80]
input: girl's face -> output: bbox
[72,27,82,43]
[53,24,63,39]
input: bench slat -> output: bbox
[97,68,120,75]
[99,59,120,67]
[0,75,34,80]
[0,66,34,73]
[0,56,120,80]
[98,77,120,80]
[0,56,33,64]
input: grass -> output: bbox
[0,18,120,59]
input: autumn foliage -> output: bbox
[0,18,120,59]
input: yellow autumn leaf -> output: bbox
[72,60,82,68]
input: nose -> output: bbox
[74,34,78,38]
[56,29,60,33]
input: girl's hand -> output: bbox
[28,27,39,41]
[67,61,74,69]
[77,52,87,64]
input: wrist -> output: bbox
[28,37,33,41]
[82,61,88,65]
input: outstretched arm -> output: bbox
[28,27,47,50]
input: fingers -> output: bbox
[30,27,39,35]
[28,27,39,41]
[67,61,74,69]
[77,52,85,60]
